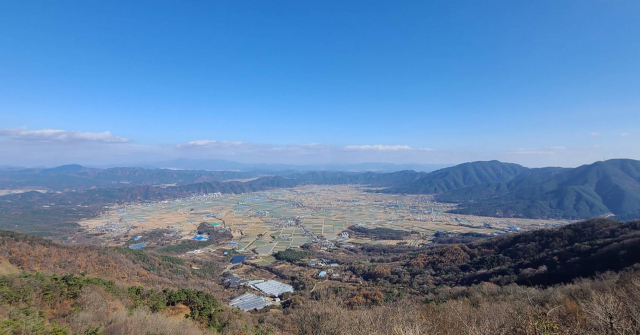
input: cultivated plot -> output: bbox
[79,185,572,253]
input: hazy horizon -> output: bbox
[2,156,637,171]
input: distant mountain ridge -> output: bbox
[0,160,449,191]
[433,159,640,220]
[149,158,449,173]
[0,166,273,191]
[2,159,640,221]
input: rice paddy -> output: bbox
[79,185,571,254]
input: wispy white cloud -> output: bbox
[178,140,249,148]
[173,140,439,164]
[590,132,600,136]
[0,127,128,143]
[2,129,639,168]
[179,140,435,154]
[272,143,333,155]
[343,144,433,151]
[508,146,572,156]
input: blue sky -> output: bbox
[0,1,639,167]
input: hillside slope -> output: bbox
[0,229,220,289]
[2,219,640,334]
[385,160,528,194]
[343,218,640,290]
[447,159,640,219]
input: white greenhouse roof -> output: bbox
[229,293,268,311]
[251,280,294,297]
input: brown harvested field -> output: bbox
[79,185,571,254]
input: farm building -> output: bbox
[225,274,248,287]
[250,280,294,297]
[229,293,269,311]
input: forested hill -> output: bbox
[290,161,528,191]
[353,218,640,288]
[382,160,528,194]
[0,229,219,289]
[2,219,640,334]
[442,159,640,220]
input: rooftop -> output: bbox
[251,280,294,297]
[225,275,248,287]
[229,293,269,312]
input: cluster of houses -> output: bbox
[322,240,356,249]
[92,221,133,234]
[308,258,339,267]
[315,268,361,283]
[307,258,362,283]
[493,225,522,235]
[319,240,335,249]
[316,268,360,282]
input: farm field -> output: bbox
[79,185,572,254]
